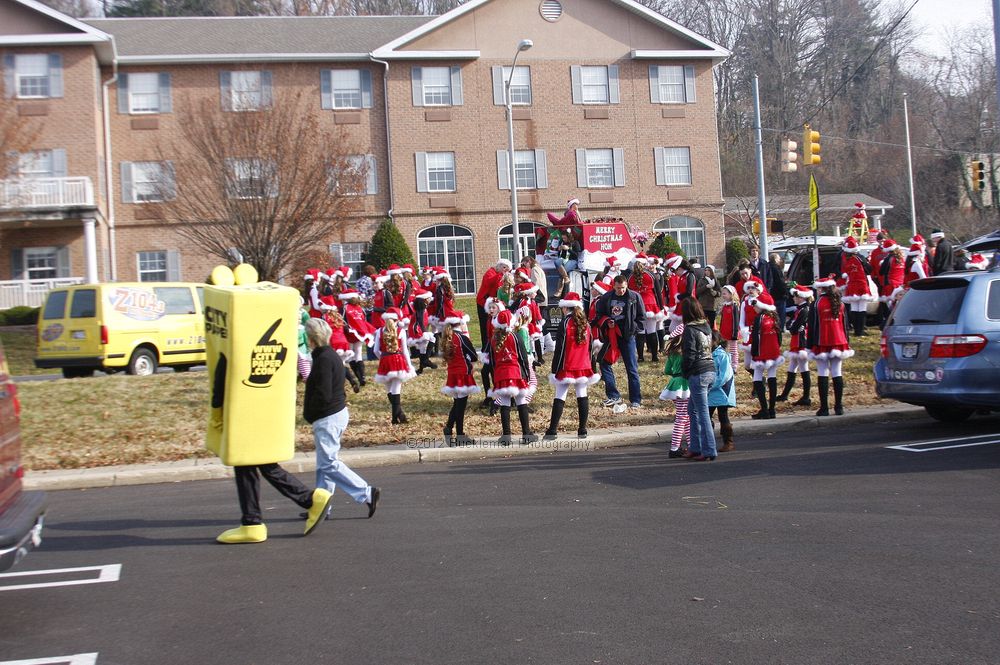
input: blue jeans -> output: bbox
[600,335,642,404]
[687,372,717,457]
[312,408,371,504]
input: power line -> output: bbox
[801,0,921,126]
[761,126,974,158]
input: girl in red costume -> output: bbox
[807,276,854,417]
[373,308,416,425]
[440,311,480,446]
[778,284,813,407]
[840,236,876,337]
[904,243,928,287]
[322,306,360,393]
[488,309,537,445]
[406,288,437,374]
[749,297,784,420]
[717,285,740,368]
[630,253,663,363]
[543,292,600,440]
[370,271,392,329]
[339,289,375,388]
[738,280,773,371]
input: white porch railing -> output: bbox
[0,177,95,210]
[0,278,85,310]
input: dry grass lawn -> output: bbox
[5,296,887,470]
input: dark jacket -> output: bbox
[304,345,347,424]
[593,288,646,339]
[681,319,715,378]
[695,271,720,312]
[932,238,954,275]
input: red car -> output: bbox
[0,339,46,571]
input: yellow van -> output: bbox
[35,283,206,378]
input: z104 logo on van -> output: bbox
[109,287,167,321]
[41,323,64,342]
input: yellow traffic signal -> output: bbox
[780,138,798,173]
[803,124,821,166]
[972,159,986,190]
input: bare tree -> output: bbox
[153,89,369,281]
[0,98,43,183]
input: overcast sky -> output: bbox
[909,0,993,56]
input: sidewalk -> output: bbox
[24,404,927,491]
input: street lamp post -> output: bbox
[506,39,533,266]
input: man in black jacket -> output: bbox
[303,318,380,521]
[592,275,646,408]
[931,229,954,275]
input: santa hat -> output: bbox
[591,278,612,295]
[338,288,361,301]
[496,258,513,270]
[443,310,469,326]
[319,269,333,282]
[381,307,401,321]
[842,236,860,254]
[814,274,838,289]
[567,197,580,207]
[907,243,924,257]
[930,229,945,240]
[755,292,776,308]
[968,253,988,269]
[337,265,352,280]
[375,270,389,285]
[387,264,403,275]
[792,284,814,300]
[514,281,538,296]
[304,268,320,282]
[318,295,338,312]
[742,280,762,293]
[402,264,415,274]
[910,234,925,246]
[751,297,776,312]
[704,264,715,273]
[412,288,433,300]
[633,252,649,264]
[604,256,619,271]
[558,292,584,309]
[514,267,532,281]
[493,309,512,330]
[881,239,898,252]
[433,268,451,281]
[484,297,506,312]
[663,253,683,270]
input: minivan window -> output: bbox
[42,290,68,320]
[889,278,968,326]
[987,279,1000,320]
[790,250,842,287]
[70,289,97,318]
[154,287,195,315]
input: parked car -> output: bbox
[0,338,46,571]
[784,241,880,317]
[874,267,1000,422]
[36,282,206,378]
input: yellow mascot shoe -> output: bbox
[216,524,268,544]
[304,489,334,536]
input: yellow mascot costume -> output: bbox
[206,264,334,543]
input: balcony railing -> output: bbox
[0,278,85,310]
[0,177,95,210]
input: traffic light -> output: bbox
[972,160,986,190]
[780,138,798,173]
[803,124,821,166]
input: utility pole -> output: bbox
[752,75,769,261]
[903,93,918,238]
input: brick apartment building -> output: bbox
[0,0,729,297]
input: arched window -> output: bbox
[652,216,706,264]
[497,221,544,264]
[417,224,476,295]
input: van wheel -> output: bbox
[62,367,95,379]
[925,406,974,423]
[127,349,158,376]
[173,365,191,373]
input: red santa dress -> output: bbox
[441,330,481,398]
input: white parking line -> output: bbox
[0,564,121,592]
[887,434,1000,453]
[0,654,98,665]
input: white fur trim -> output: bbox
[752,300,776,312]
[751,356,786,370]
[591,339,604,353]
[548,373,601,387]
[443,314,470,326]
[829,349,855,359]
[783,349,809,361]
[478,351,491,365]
[645,311,658,319]
[558,298,585,308]
[497,259,513,269]
[414,291,433,300]
[488,385,521,399]
[374,369,417,383]
[406,332,436,346]
[659,387,691,401]
[381,312,398,320]
[334,349,356,363]
[842,294,876,304]
[543,335,556,353]
[441,385,482,398]
[813,278,837,288]
[433,272,452,281]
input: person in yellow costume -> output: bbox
[205,263,334,544]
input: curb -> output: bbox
[23,404,927,491]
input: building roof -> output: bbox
[84,16,433,63]
[724,193,894,215]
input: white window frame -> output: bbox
[18,150,53,178]
[425,152,456,192]
[513,150,537,190]
[128,72,161,114]
[131,162,167,202]
[137,250,168,282]
[657,66,687,104]
[421,66,452,106]
[229,158,277,200]
[417,225,476,295]
[585,149,614,188]
[659,147,692,186]
[580,66,609,105]
[24,246,59,279]
[502,65,532,105]
[15,54,49,99]
[335,155,369,196]
[330,241,368,279]
[652,216,706,264]
[231,71,263,112]
[331,69,362,110]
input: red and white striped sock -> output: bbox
[671,398,689,451]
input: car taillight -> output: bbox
[100,325,108,345]
[8,382,19,418]
[929,334,988,358]
[880,335,888,358]
[14,465,24,479]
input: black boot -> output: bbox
[389,393,407,424]
[793,372,812,406]
[499,405,512,445]
[352,361,366,386]
[544,398,565,440]
[417,351,437,374]
[646,333,659,363]
[454,397,471,445]
[444,400,458,446]
[534,339,544,367]
[657,328,667,354]
[388,393,398,424]
[832,376,845,415]
[577,396,589,438]
[346,363,361,393]
[816,376,830,416]
[518,404,539,443]
[751,381,769,419]
[853,310,867,337]
[777,371,796,402]
[767,377,778,419]
[480,366,493,409]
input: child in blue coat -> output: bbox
[708,331,737,452]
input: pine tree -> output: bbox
[364,219,415,270]
[648,232,684,259]
[726,237,749,272]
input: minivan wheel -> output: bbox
[127,349,158,376]
[925,406,974,423]
[173,365,191,373]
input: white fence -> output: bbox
[0,278,85,310]
[0,177,95,210]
